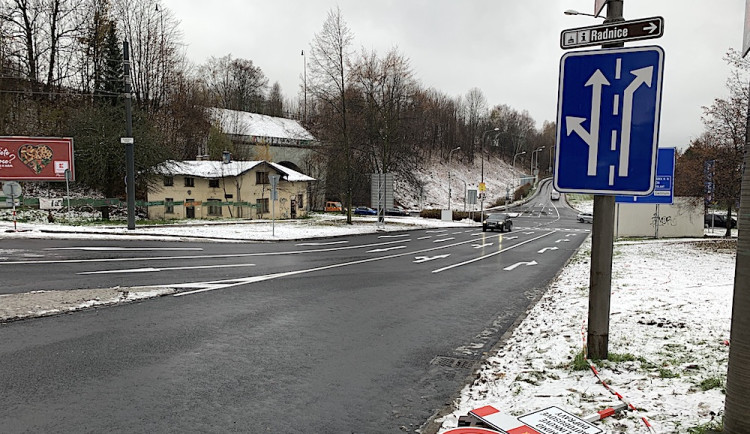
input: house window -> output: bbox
[164,176,174,186]
[256,171,269,185]
[256,198,269,214]
[165,198,174,214]
[207,199,222,216]
[208,179,220,188]
[184,177,195,187]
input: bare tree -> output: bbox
[198,54,268,113]
[308,6,354,223]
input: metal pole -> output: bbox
[448,147,460,211]
[123,41,136,230]
[586,0,623,360]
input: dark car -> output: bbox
[385,206,409,216]
[353,206,377,215]
[705,212,737,228]
[482,213,513,232]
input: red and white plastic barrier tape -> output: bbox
[581,322,658,433]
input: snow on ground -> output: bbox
[0,192,738,433]
[437,235,735,433]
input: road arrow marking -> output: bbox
[566,69,610,176]
[433,237,456,243]
[367,246,407,253]
[619,66,654,177]
[643,22,657,33]
[538,247,559,254]
[504,236,519,240]
[555,239,571,243]
[413,254,450,263]
[472,243,494,249]
[523,231,535,235]
[504,260,538,271]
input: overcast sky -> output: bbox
[161,0,746,150]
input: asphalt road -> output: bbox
[0,182,590,433]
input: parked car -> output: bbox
[482,213,513,232]
[353,206,377,215]
[705,212,737,228]
[385,206,409,216]
[577,212,594,223]
[324,201,342,212]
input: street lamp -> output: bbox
[448,146,460,210]
[563,9,605,18]
[480,127,499,220]
[513,151,526,185]
[531,146,545,180]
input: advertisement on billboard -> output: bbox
[0,136,74,181]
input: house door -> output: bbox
[185,199,195,218]
[290,199,297,218]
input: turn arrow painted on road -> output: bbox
[413,254,451,264]
[538,247,559,254]
[503,261,538,271]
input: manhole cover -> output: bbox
[430,356,475,370]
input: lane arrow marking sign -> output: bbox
[619,66,654,177]
[538,247,559,254]
[566,69,610,176]
[413,254,451,263]
[504,260,538,271]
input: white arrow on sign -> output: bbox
[566,69,610,176]
[538,247,559,254]
[643,22,658,34]
[413,254,450,263]
[504,260,538,271]
[619,66,654,177]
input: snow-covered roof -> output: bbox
[210,108,316,142]
[154,160,315,182]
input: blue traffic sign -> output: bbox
[616,147,674,204]
[554,46,664,195]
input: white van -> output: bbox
[550,190,561,201]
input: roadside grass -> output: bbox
[687,419,723,433]
[699,376,725,392]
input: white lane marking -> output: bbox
[523,232,535,235]
[0,239,410,265]
[413,254,450,263]
[367,246,407,253]
[566,233,578,237]
[296,241,349,246]
[378,234,410,239]
[78,263,256,275]
[433,237,456,243]
[417,236,432,240]
[555,239,571,243]
[504,260,538,271]
[432,231,556,273]
[47,247,203,251]
[538,247,559,254]
[472,243,494,249]
[425,229,447,233]
[504,236,519,241]
[452,231,464,235]
[174,238,480,297]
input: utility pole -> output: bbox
[586,0,623,360]
[123,41,135,230]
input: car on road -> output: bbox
[705,212,737,228]
[577,212,593,223]
[354,206,377,215]
[550,190,561,201]
[482,213,513,232]
[385,206,409,216]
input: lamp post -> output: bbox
[448,146,460,210]
[563,9,605,18]
[480,127,499,220]
[531,146,545,179]
[513,151,526,186]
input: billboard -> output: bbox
[0,136,74,181]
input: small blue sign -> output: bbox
[616,147,675,204]
[554,46,665,195]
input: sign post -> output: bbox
[2,181,22,231]
[269,174,280,237]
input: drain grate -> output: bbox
[430,356,475,370]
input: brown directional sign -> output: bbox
[561,17,664,49]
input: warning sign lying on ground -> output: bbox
[518,406,602,434]
[0,136,74,181]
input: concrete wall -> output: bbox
[615,197,703,238]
